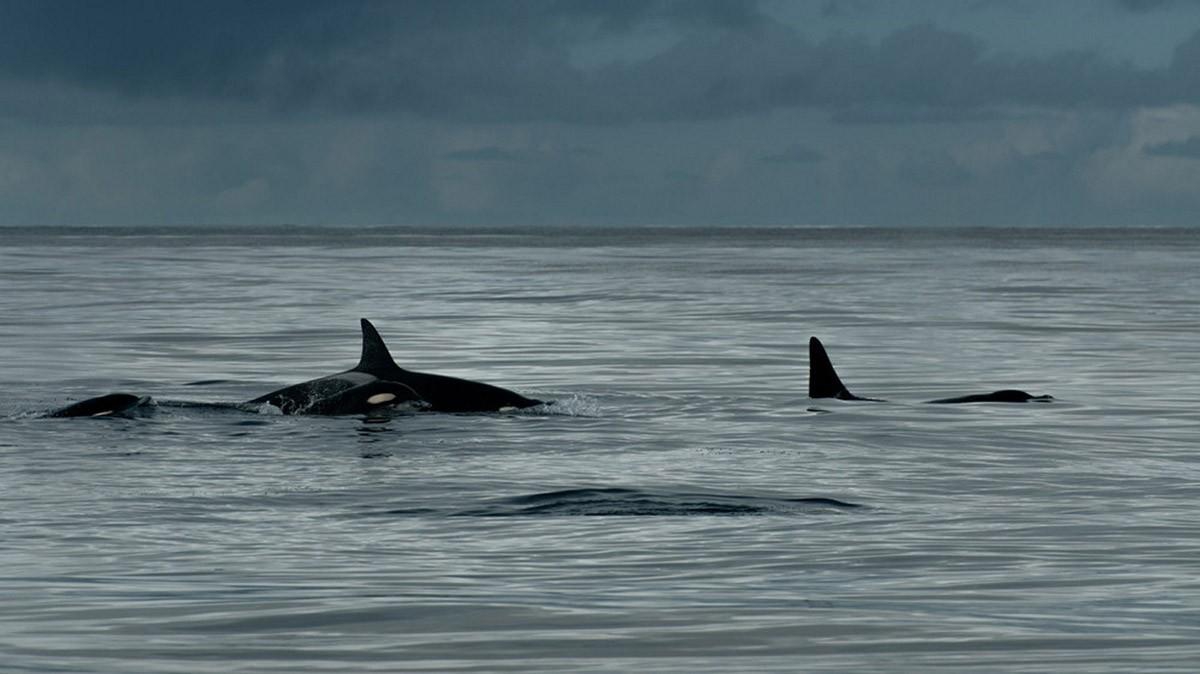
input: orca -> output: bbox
[808,336,1051,404]
[344,318,543,413]
[244,322,430,414]
[43,318,542,418]
[45,379,420,419]
[248,377,424,416]
[45,393,153,418]
[926,390,1053,404]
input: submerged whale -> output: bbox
[808,336,1052,404]
[44,318,543,418]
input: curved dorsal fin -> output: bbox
[809,336,870,401]
[354,318,402,374]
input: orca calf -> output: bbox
[43,318,542,418]
[248,377,424,416]
[45,393,153,418]
[244,321,428,414]
[808,336,1052,404]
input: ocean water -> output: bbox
[1,226,1197,672]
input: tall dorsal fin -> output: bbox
[808,336,870,401]
[355,318,402,374]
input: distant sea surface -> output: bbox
[1,226,1197,673]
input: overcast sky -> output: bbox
[3,0,1200,227]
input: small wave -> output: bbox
[458,487,863,517]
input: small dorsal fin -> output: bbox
[354,318,402,374]
[808,336,871,401]
[46,393,152,418]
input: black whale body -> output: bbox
[44,319,542,418]
[340,319,543,413]
[808,336,1052,404]
[45,393,153,418]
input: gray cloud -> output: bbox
[1118,0,1171,10]
[3,1,1200,228]
[443,147,524,162]
[760,144,825,163]
[1116,0,1198,11]
[2,2,1195,126]
[896,151,973,188]
[820,0,873,18]
[0,1,761,103]
[0,1,364,97]
[1144,136,1200,157]
[830,105,1001,125]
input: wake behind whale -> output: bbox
[364,488,865,517]
[472,488,863,516]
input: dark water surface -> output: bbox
[1,226,1198,672]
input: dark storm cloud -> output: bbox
[2,1,1199,230]
[3,0,1196,126]
[0,0,364,98]
[0,1,759,96]
[551,0,767,31]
